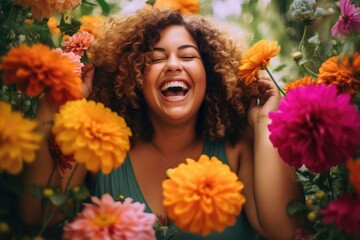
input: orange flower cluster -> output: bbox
[0,102,42,174]
[52,99,132,174]
[347,159,360,196]
[284,76,317,92]
[150,0,199,15]
[318,53,360,96]
[0,44,82,105]
[163,155,245,236]
[13,0,81,20]
[239,40,281,85]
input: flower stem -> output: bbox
[38,163,79,237]
[265,68,286,96]
[301,64,317,78]
[299,25,308,52]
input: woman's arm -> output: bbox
[241,77,304,239]
[19,65,94,226]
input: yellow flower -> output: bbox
[284,76,317,92]
[163,154,245,236]
[47,17,60,35]
[80,15,105,38]
[318,53,360,96]
[239,40,281,85]
[52,99,132,174]
[0,44,82,105]
[0,102,42,174]
[149,0,200,15]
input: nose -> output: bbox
[164,55,182,73]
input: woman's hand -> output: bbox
[247,76,281,129]
[82,63,95,98]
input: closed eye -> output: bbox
[181,56,197,60]
[151,58,165,63]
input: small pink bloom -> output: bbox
[63,194,156,240]
[331,0,360,37]
[321,194,360,237]
[62,31,95,57]
[295,227,311,240]
[54,48,83,75]
[268,84,360,173]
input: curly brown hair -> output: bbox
[89,8,258,145]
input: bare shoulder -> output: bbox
[225,128,254,173]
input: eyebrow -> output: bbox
[153,44,200,52]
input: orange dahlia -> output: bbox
[150,0,200,15]
[52,99,132,174]
[318,53,360,96]
[0,44,82,105]
[239,40,281,85]
[284,76,317,92]
[162,154,245,236]
[13,0,81,20]
[0,101,42,174]
[347,158,360,196]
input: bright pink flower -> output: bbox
[62,31,95,57]
[268,84,360,173]
[320,194,360,237]
[63,194,156,240]
[331,0,360,37]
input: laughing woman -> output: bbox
[20,8,303,240]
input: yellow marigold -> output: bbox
[47,17,60,35]
[0,102,42,174]
[239,40,281,85]
[347,158,360,196]
[52,99,132,174]
[284,76,317,92]
[13,0,81,20]
[318,53,360,96]
[162,154,245,236]
[0,44,82,105]
[80,15,104,38]
[148,0,200,15]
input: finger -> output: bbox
[82,64,95,97]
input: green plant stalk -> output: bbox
[301,64,317,78]
[299,25,308,52]
[38,163,80,236]
[265,68,286,96]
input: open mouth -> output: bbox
[160,81,189,98]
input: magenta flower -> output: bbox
[331,0,360,37]
[268,84,360,173]
[320,194,360,237]
[63,194,156,240]
[62,31,95,57]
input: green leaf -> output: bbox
[28,185,44,199]
[49,191,67,206]
[272,64,286,72]
[96,0,110,16]
[287,200,307,216]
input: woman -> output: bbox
[21,8,303,240]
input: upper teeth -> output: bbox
[161,81,188,91]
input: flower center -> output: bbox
[93,214,116,227]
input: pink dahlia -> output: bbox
[54,48,83,75]
[268,84,360,173]
[63,194,156,240]
[62,31,95,57]
[320,194,360,237]
[331,0,360,38]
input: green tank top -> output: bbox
[94,139,258,240]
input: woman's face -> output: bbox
[143,25,206,124]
